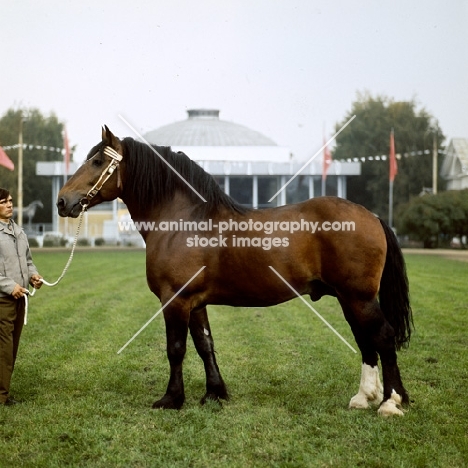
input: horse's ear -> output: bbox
[102,125,121,150]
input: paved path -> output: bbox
[403,248,468,263]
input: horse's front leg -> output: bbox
[189,307,228,405]
[152,302,190,410]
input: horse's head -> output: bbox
[57,126,124,218]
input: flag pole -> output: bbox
[18,115,24,227]
[63,126,70,237]
[322,123,331,196]
[389,179,394,228]
[432,121,438,195]
[63,127,69,186]
[322,123,326,196]
[388,128,396,229]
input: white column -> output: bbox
[252,175,258,209]
[309,176,314,199]
[52,176,60,232]
[337,176,347,199]
[280,176,287,206]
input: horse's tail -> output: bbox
[378,218,413,350]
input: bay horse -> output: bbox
[57,127,413,416]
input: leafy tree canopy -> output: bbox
[397,189,468,248]
[333,91,445,221]
[0,108,71,224]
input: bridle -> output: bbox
[80,146,123,207]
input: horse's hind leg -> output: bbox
[340,297,407,416]
[189,307,228,405]
[346,312,384,410]
[375,318,409,417]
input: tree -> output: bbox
[396,194,445,247]
[447,190,468,245]
[397,190,468,248]
[332,92,445,221]
[0,108,71,224]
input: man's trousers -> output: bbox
[0,296,25,404]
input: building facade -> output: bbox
[441,138,468,190]
[37,109,361,243]
[144,109,360,208]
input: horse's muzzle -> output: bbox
[56,196,83,218]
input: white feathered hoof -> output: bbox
[349,393,370,409]
[377,390,405,417]
[349,364,384,410]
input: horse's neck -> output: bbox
[123,191,196,222]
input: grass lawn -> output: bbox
[0,249,466,467]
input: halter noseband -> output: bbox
[81,146,123,207]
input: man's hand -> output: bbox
[11,284,29,299]
[30,274,43,290]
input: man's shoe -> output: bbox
[5,397,20,406]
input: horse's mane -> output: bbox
[105,138,247,218]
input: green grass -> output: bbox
[0,250,467,467]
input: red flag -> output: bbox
[0,146,14,171]
[322,136,332,181]
[389,129,398,182]
[63,127,70,176]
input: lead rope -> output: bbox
[24,204,87,324]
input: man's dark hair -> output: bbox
[0,188,10,202]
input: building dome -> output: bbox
[144,109,277,147]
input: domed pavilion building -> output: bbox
[38,109,360,244]
[144,109,359,208]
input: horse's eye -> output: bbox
[93,158,103,167]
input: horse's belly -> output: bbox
[206,260,316,307]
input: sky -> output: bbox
[1,0,467,164]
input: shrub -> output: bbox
[397,189,468,248]
[28,237,40,248]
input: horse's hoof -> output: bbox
[152,395,184,410]
[200,385,229,406]
[378,402,404,417]
[349,393,370,409]
[377,390,405,417]
[349,391,383,409]
[200,393,223,406]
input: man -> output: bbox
[0,188,42,405]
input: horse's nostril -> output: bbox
[57,197,65,208]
